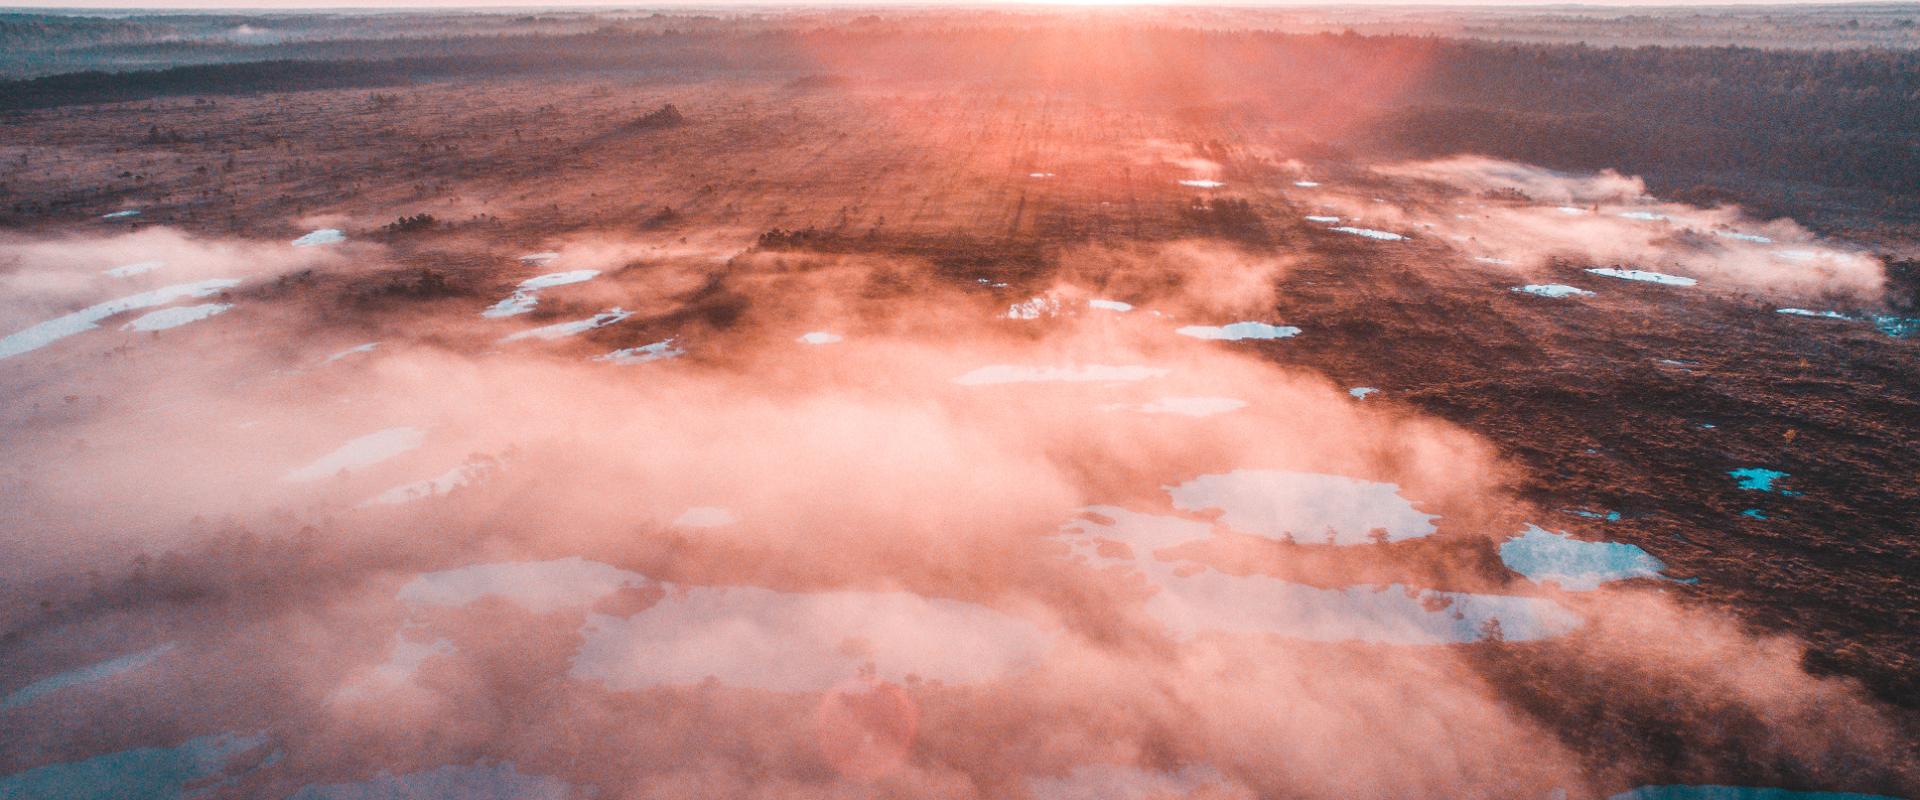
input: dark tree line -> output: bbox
[3,27,1914,211]
[1380,41,1920,197]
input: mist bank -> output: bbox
[1,215,1915,798]
[6,26,1920,230]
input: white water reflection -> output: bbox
[1331,226,1405,241]
[1,644,174,711]
[500,308,630,343]
[1008,296,1062,320]
[395,558,1054,693]
[573,586,1052,692]
[120,303,232,332]
[291,229,344,247]
[319,342,379,366]
[398,557,649,614]
[282,427,426,483]
[0,278,240,360]
[595,338,684,365]
[1499,524,1666,591]
[1057,507,1579,644]
[1513,284,1593,299]
[1175,322,1300,341]
[1586,268,1695,287]
[482,269,600,318]
[1166,470,1439,546]
[361,457,501,507]
[103,260,165,278]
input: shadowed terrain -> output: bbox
[1,7,1917,800]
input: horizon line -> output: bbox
[7,0,1920,11]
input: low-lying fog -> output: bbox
[0,156,1911,799]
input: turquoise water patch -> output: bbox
[290,761,575,800]
[1729,468,1787,492]
[1610,786,1904,800]
[1499,525,1665,591]
[0,733,266,800]
[1742,509,1769,520]
[1564,509,1622,522]
[1871,315,1920,338]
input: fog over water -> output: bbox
[0,154,1912,799]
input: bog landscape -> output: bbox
[0,5,1917,799]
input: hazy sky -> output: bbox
[8,0,1907,9]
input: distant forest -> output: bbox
[3,26,1916,222]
